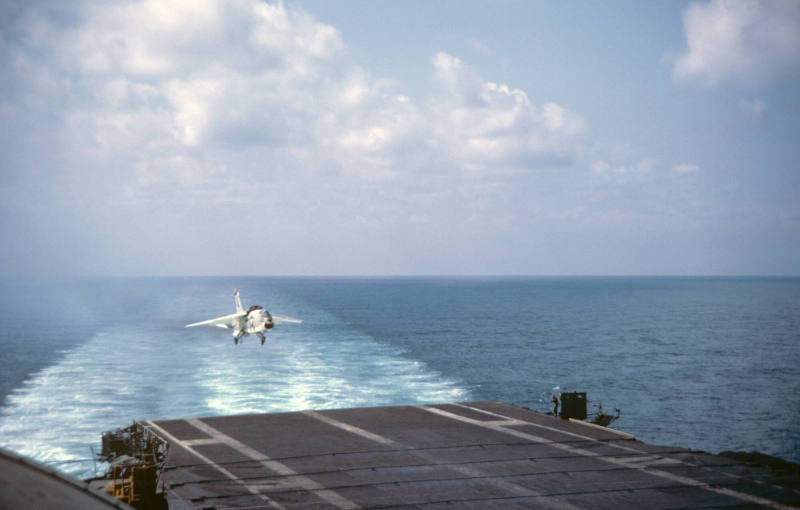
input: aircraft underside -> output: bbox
[233,329,267,345]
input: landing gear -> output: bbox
[234,337,240,345]
[259,334,265,345]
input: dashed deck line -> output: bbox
[421,403,796,510]
[144,419,285,510]
[148,403,797,509]
[302,409,586,510]
[146,418,360,510]
[183,418,359,509]
[450,403,790,493]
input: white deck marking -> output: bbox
[183,418,360,510]
[303,409,585,510]
[183,437,223,446]
[567,417,635,439]
[304,411,400,446]
[453,402,638,445]
[451,402,634,439]
[421,404,796,510]
[452,402,789,488]
[144,420,284,510]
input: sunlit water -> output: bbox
[0,276,798,479]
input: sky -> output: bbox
[1,0,798,276]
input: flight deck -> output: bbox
[141,401,799,509]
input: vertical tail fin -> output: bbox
[234,288,244,313]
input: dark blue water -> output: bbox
[1,276,798,479]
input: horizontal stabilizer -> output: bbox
[272,314,302,325]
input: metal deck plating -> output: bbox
[145,402,799,509]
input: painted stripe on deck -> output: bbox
[568,417,635,439]
[452,402,788,489]
[183,418,359,510]
[303,411,400,446]
[450,402,635,439]
[453,403,638,445]
[422,404,796,510]
[303,409,585,510]
[144,420,284,510]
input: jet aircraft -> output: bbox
[186,288,301,345]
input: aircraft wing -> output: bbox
[185,311,246,328]
[272,314,302,325]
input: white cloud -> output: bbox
[672,0,800,87]
[1,0,590,274]
[8,2,585,183]
[738,97,767,117]
[672,163,700,174]
[431,53,585,172]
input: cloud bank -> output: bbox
[4,0,585,178]
[0,0,588,275]
[2,0,792,276]
[672,0,800,87]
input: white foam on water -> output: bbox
[199,333,467,416]
[0,308,468,479]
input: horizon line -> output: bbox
[2,273,799,279]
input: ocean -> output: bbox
[0,276,798,480]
